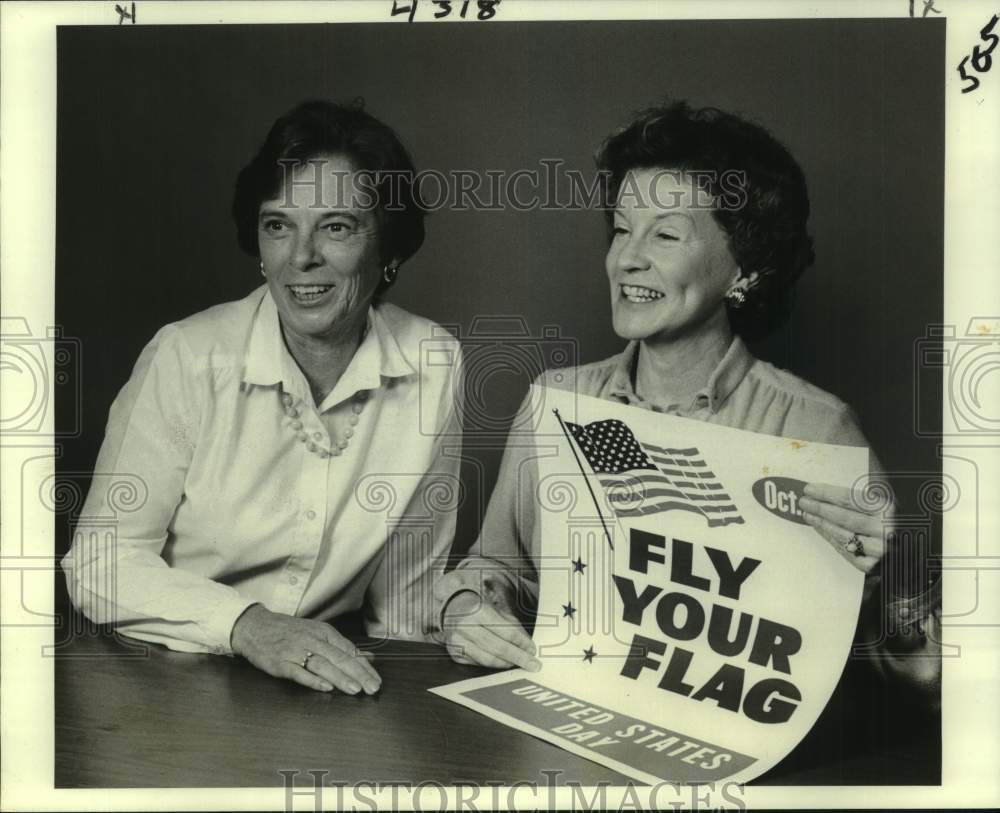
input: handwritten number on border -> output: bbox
[958,14,999,94]
[391,0,501,22]
[391,1,418,23]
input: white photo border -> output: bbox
[2,0,998,810]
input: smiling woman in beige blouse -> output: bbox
[436,102,940,704]
[62,100,462,696]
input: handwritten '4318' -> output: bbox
[958,14,999,93]
[390,0,501,22]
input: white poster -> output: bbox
[433,386,869,784]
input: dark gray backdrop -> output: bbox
[55,19,944,561]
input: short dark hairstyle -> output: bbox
[232,99,425,292]
[595,101,815,340]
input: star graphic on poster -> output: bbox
[562,602,576,619]
[572,557,586,574]
[582,645,597,663]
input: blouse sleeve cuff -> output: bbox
[204,596,261,656]
[430,561,526,641]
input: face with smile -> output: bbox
[258,153,386,348]
[606,168,741,345]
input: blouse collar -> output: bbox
[607,335,755,414]
[242,286,415,408]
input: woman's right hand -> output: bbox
[230,604,381,695]
[441,591,542,671]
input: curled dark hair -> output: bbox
[596,101,815,340]
[232,99,425,293]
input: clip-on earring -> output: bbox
[726,271,758,308]
[725,286,747,308]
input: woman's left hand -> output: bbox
[799,481,893,576]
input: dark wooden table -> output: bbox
[54,626,938,788]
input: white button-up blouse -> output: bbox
[63,286,463,654]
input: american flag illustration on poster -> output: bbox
[559,415,745,528]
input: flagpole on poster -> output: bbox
[553,409,615,551]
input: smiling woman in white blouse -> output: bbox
[62,100,462,695]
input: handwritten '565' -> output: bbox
[958,14,999,93]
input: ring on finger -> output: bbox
[844,533,865,557]
[301,650,314,670]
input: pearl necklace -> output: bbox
[281,390,369,459]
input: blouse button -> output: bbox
[344,428,354,438]
[349,415,359,426]
[313,432,323,441]
[305,509,317,520]
[338,440,349,450]
[289,575,299,586]
[292,420,303,430]
[281,393,293,407]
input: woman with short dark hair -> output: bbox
[597,102,815,341]
[437,102,938,704]
[64,100,462,695]
[232,99,426,286]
